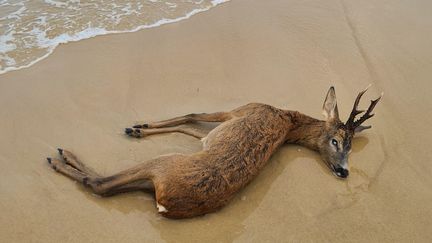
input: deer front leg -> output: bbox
[132,112,232,129]
[125,126,208,139]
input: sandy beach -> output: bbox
[1,0,432,242]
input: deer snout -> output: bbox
[331,164,349,179]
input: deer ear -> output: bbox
[322,86,339,121]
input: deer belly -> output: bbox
[200,119,240,150]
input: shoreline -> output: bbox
[0,0,230,75]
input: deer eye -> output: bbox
[331,139,338,147]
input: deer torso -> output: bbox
[153,103,293,218]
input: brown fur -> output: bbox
[47,87,381,219]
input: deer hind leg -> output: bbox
[131,112,232,129]
[47,157,88,183]
[98,180,155,196]
[47,149,157,196]
[57,148,100,177]
[125,125,208,139]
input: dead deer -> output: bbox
[47,86,382,219]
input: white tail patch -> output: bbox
[156,202,168,213]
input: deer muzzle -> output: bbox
[331,164,349,179]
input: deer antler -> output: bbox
[345,84,383,131]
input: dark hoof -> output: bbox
[47,157,52,164]
[57,148,63,155]
[125,128,133,134]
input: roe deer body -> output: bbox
[47,86,381,219]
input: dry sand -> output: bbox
[1,0,432,242]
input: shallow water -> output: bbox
[0,0,432,242]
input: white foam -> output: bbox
[44,0,67,8]
[0,31,17,66]
[211,0,230,4]
[0,31,16,53]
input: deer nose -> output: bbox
[334,166,349,178]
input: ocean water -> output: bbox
[0,0,229,74]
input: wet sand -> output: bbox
[1,0,432,242]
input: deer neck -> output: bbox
[285,111,325,151]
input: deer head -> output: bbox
[319,85,382,179]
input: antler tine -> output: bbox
[345,84,371,126]
[352,92,383,128]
